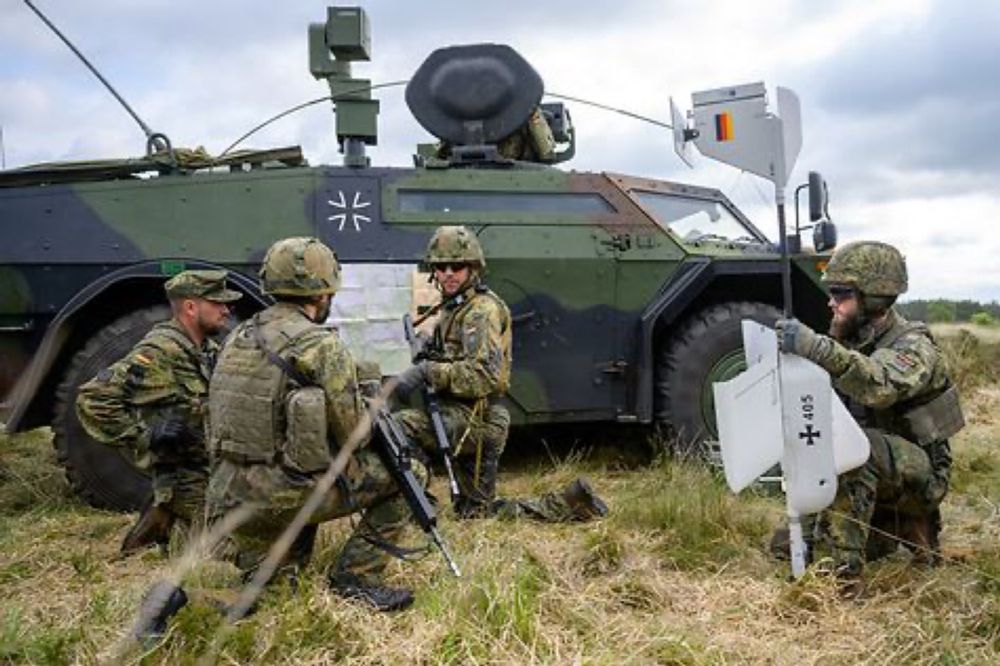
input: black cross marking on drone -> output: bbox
[799,424,822,446]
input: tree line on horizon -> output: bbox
[897,298,1000,325]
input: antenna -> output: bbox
[22,0,173,158]
[674,82,802,315]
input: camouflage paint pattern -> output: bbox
[2,163,830,431]
[75,319,214,521]
[2,151,833,517]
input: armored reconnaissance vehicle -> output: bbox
[1,6,837,510]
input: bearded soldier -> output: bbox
[76,270,241,555]
[394,225,607,521]
[205,237,417,613]
[775,241,964,587]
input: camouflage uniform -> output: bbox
[396,226,606,522]
[436,106,556,163]
[76,270,240,532]
[497,107,557,162]
[206,238,417,590]
[396,281,513,516]
[778,241,963,576]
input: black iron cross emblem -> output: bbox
[799,424,822,445]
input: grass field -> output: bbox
[1,335,997,664]
[932,323,1000,344]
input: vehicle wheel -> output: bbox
[52,306,170,511]
[655,301,781,457]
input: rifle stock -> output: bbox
[371,404,461,577]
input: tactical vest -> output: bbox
[433,285,513,395]
[208,311,332,473]
[862,317,965,446]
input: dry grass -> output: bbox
[1,334,998,664]
[932,323,1000,345]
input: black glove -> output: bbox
[148,418,199,457]
[393,361,429,399]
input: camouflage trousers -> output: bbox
[205,447,420,585]
[825,428,947,573]
[151,463,208,528]
[396,401,509,517]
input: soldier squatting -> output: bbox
[76,232,962,637]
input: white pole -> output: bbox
[787,512,808,578]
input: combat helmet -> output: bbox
[259,237,341,297]
[424,226,486,270]
[823,240,908,298]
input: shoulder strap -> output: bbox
[252,317,318,388]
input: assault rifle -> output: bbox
[402,313,461,504]
[371,404,461,577]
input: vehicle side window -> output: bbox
[631,191,757,242]
[398,190,614,214]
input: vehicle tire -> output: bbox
[52,306,170,511]
[655,301,781,458]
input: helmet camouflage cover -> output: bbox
[424,225,486,269]
[823,240,908,297]
[259,237,341,297]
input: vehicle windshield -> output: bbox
[631,190,760,243]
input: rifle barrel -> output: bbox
[431,526,462,577]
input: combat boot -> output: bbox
[132,580,188,644]
[561,477,608,521]
[454,495,494,519]
[865,506,901,563]
[828,549,866,599]
[328,572,414,612]
[901,509,942,567]
[120,500,175,556]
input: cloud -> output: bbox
[791,1,1000,199]
[1,0,996,300]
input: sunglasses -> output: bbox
[433,262,468,273]
[827,285,857,303]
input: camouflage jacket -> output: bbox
[806,310,959,444]
[75,319,216,468]
[425,284,512,401]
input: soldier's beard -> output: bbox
[829,309,863,341]
[197,312,227,337]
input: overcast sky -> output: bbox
[2,0,997,302]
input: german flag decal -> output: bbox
[715,112,734,142]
